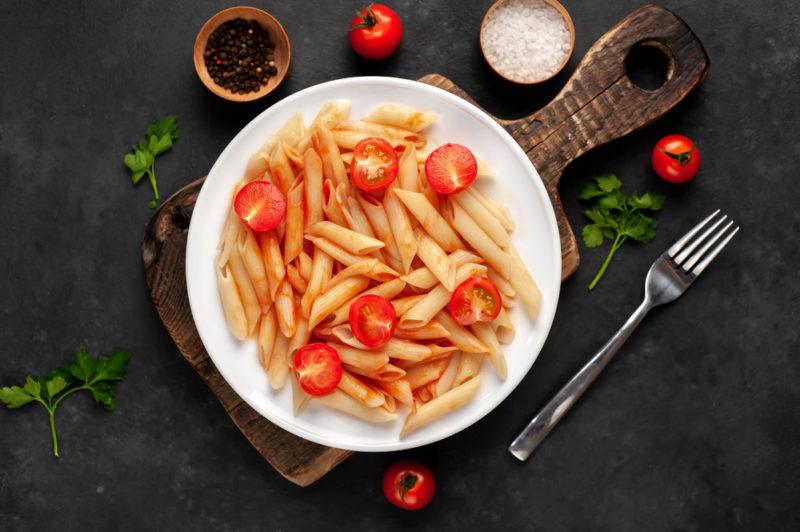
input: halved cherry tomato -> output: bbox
[349,294,397,348]
[383,460,435,510]
[233,181,286,232]
[424,143,478,194]
[293,343,342,396]
[350,137,399,191]
[348,4,403,60]
[448,275,502,326]
[651,134,701,183]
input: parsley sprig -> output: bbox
[0,348,130,456]
[123,115,179,208]
[579,174,665,290]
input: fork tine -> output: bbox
[674,215,728,264]
[682,220,734,270]
[668,209,720,257]
[691,226,740,276]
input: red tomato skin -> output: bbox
[448,275,502,326]
[349,4,403,60]
[651,134,701,183]
[234,181,287,232]
[382,461,436,510]
[349,294,397,348]
[350,137,399,192]
[293,343,342,396]
[424,143,478,194]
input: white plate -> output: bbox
[186,77,561,452]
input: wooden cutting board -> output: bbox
[142,5,708,486]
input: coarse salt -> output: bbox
[481,0,572,82]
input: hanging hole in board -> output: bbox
[625,40,674,91]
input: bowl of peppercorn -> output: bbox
[194,6,290,102]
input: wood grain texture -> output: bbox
[142,178,352,487]
[424,4,709,279]
[141,4,708,486]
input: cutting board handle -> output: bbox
[502,4,709,278]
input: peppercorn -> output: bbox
[203,17,277,95]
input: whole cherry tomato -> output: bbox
[651,134,701,183]
[348,4,403,60]
[382,460,435,510]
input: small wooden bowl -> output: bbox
[479,0,575,85]
[194,6,291,103]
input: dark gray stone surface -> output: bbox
[1,1,798,530]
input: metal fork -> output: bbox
[508,210,739,461]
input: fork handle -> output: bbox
[509,301,652,461]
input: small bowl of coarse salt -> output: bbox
[480,0,575,84]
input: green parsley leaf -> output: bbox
[0,348,130,456]
[582,224,605,248]
[579,175,665,290]
[0,385,38,408]
[123,115,179,208]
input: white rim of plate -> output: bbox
[186,76,561,452]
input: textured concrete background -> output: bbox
[1,1,798,530]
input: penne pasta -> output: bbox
[505,242,542,320]
[356,192,401,262]
[332,129,407,151]
[300,247,333,318]
[322,179,350,226]
[434,311,487,353]
[257,308,278,372]
[337,120,426,149]
[394,189,463,252]
[406,358,449,390]
[381,392,397,413]
[383,183,417,273]
[379,338,433,362]
[305,236,399,282]
[399,262,487,330]
[327,342,389,371]
[287,317,312,413]
[269,141,295,194]
[327,258,396,288]
[298,251,313,280]
[323,277,408,328]
[268,332,291,390]
[401,377,481,437]
[313,389,397,423]
[451,187,510,248]
[493,307,516,344]
[471,321,507,379]
[285,263,309,294]
[487,266,515,299]
[402,249,483,290]
[450,200,514,277]
[306,221,385,255]
[298,99,351,153]
[454,352,484,386]
[373,378,413,407]
[397,143,420,192]
[464,185,514,232]
[414,226,456,291]
[434,352,461,397]
[274,279,297,337]
[338,371,385,407]
[228,245,261,335]
[217,207,241,267]
[390,294,425,316]
[303,148,324,226]
[415,386,433,405]
[364,102,438,132]
[216,265,248,341]
[344,363,406,382]
[237,228,270,309]
[394,320,450,340]
[308,275,370,330]
[257,230,285,300]
[283,178,305,264]
[313,126,349,187]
